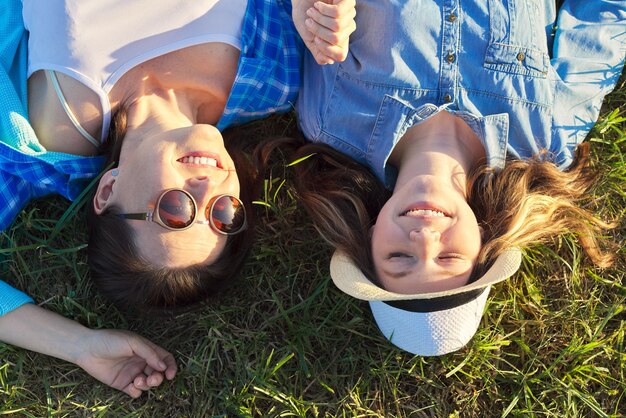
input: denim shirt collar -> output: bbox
[370,100,509,189]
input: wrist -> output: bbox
[62,325,96,365]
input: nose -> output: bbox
[409,228,440,259]
[185,174,241,219]
[186,177,214,213]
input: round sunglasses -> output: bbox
[118,188,247,235]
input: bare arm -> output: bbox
[0,303,177,398]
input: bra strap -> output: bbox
[46,70,100,148]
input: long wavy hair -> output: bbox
[258,134,615,287]
[86,109,260,313]
[467,143,615,278]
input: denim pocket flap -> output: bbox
[484,43,548,78]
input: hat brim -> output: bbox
[330,248,521,301]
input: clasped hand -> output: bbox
[293,0,356,65]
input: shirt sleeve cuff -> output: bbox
[0,280,34,316]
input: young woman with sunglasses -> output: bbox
[274,0,625,355]
[10,0,352,310]
[0,0,354,396]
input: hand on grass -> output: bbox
[0,304,178,398]
[74,329,177,398]
[293,0,356,65]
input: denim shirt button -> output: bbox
[446,53,456,63]
[516,52,526,61]
[448,13,457,22]
[443,93,453,103]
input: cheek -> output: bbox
[227,171,242,197]
[456,223,482,256]
[370,217,401,255]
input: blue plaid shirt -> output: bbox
[0,0,303,314]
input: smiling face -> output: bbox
[94,123,240,268]
[370,174,482,294]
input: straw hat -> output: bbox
[330,248,522,356]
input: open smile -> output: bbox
[401,202,450,218]
[177,152,222,168]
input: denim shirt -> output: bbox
[297,0,626,188]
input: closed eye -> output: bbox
[387,252,412,259]
[438,253,465,260]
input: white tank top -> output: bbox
[23,0,246,142]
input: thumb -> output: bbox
[128,337,167,371]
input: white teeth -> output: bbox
[404,209,446,217]
[179,156,219,167]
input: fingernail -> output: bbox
[158,361,167,369]
[305,18,312,26]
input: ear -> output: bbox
[93,169,117,214]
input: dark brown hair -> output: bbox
[255,133,388,285]
[87,109,259,313]
[260,135,615,288]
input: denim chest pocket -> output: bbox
[485,0,549,78]
[318,67,438,164]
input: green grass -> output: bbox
[1,87,625,417]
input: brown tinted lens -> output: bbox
[209,195,246,233]
[157,190,195,228]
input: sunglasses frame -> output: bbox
[118,188,247,236]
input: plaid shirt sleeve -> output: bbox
[0,0,104,232]
[0,0,103,315]
[218,0,303,130]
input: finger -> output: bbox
[307,7,341,32]
[309,45,335,65]
[314,36,349,62]
[305,15,354,47]
[314,0,356,19]
[123,382,142,399]
[149,345,177,379]
[146,372,165,387]
[133,374,151,391]
[143,365,164,386]
[128,337,171,372]
[306,6,356,40]
[161,353,177,380]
